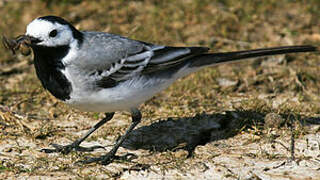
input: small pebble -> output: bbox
[174,149,188,159]
[264,113,285,128]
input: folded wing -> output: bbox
[96,42,209,88]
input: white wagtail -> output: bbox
[4,15,318,164]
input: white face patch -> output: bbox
[26,18,74,47]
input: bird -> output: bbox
[6,15,318,165]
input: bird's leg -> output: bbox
[78,109,142,165]
[41,112,115,154]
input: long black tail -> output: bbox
[189,45,318,67]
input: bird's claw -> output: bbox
[76,152,137,165]
[40,143,105,154]
[76,152,116,165]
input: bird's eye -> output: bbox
[49,30,58,38]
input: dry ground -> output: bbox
[1,0,320,179]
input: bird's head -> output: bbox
[19,15,83,48]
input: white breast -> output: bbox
[65,75,174,112]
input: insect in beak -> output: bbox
[1,35,40,56]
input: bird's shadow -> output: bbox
[122,110,320,156]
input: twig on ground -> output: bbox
[290,117,295,161]
[210,36,252,48]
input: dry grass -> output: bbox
[1,0,320,179]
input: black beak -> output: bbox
[16,35,42,46]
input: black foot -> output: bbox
[77,151,116,165]
[40,143,105,154]
[77,152,137,165]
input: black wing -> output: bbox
[96,43,209,88]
